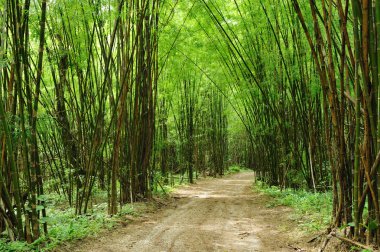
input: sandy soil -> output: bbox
[63,172,314,252]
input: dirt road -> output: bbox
[70,172,310,252]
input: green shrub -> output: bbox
[226,165,249,174]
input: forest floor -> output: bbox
[59,172,318,252]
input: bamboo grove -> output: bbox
[4,0,380,248]
[0,0,230,243]
[0,0,160,241]
[196,0,380,245]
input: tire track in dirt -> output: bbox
[68,172,311,252]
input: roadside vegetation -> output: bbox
[0,193,137,251]
[0,166,245,251]
[254,181,332,233]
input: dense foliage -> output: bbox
[1,0,380,249]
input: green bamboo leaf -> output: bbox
[347,222,355,227]
[37,194,48,201]
[368,220,378,231]
[36,205,45,211]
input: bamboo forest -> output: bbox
[2,0,380,251]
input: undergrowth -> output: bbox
[1,172,195,251]
[46,204,136,250]
[152,173,191,197]
[0,195,138,251]
[226,165,250,174]
[254,181,332,233]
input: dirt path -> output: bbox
[68,172,312,252]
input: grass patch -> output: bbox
[0,196,139,251]
[254,181,332,233]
